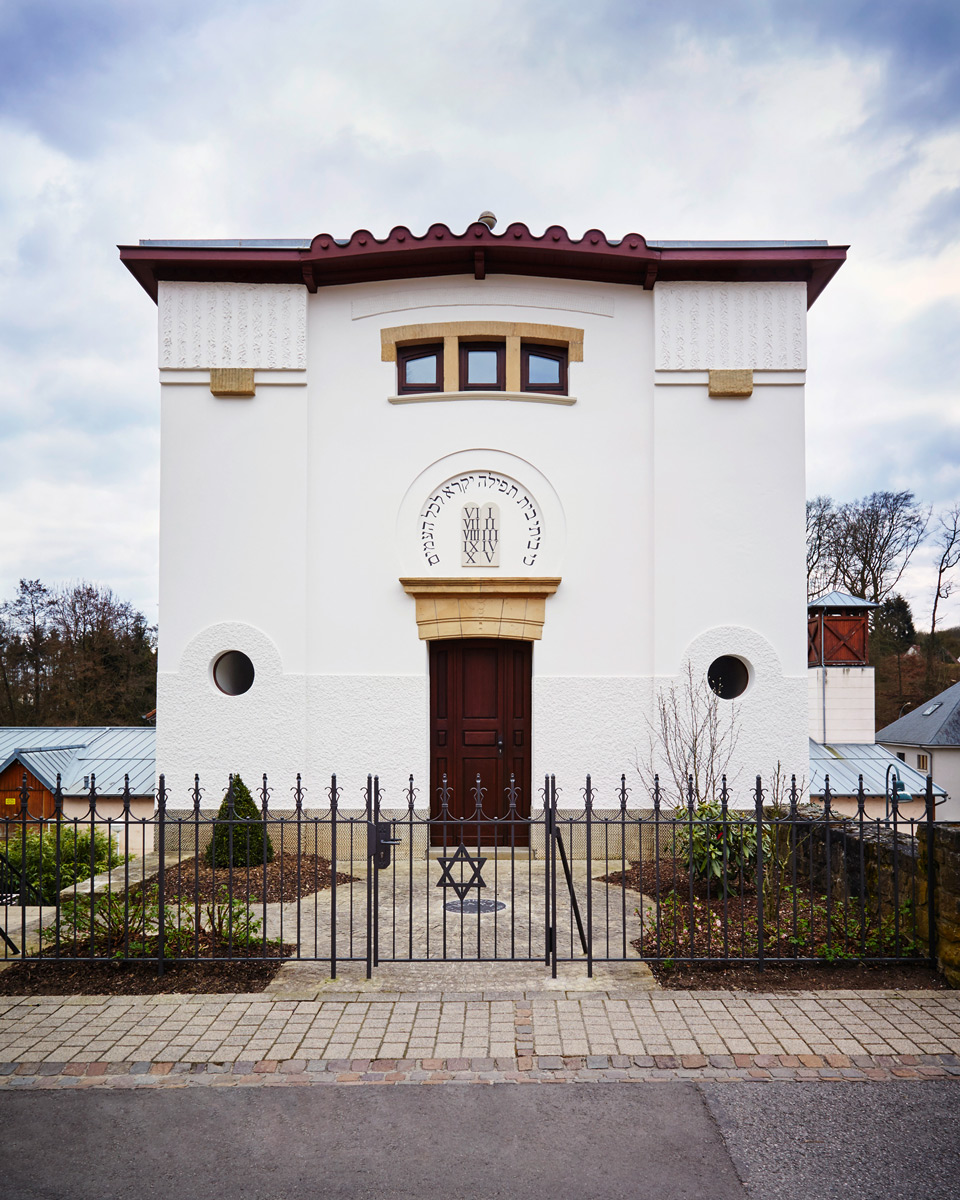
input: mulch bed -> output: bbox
[599,859,948,990]
[142,851,357,904]
[650,961,950,991]
[0,956,289,996]
[600,857,726,900]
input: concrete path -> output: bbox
[2,1082,959,1200]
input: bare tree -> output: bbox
[806,496,838,601]
[638,663,740,805]
[831,490,929,603]
[926,504,960,689]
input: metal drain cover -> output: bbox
[444,898,506,914]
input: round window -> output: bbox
[707,655,749,700]
[213,651,255,696]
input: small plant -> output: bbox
[43,881,283,960]
[2,826,124,904]
[44,885,162,958]
[205,774,274,869]
[673,796,758,890]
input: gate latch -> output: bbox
[370,821,401,870]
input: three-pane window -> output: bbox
[398,339,570,394]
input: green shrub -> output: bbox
[43,882,279,959]
[673,797,758,889]
[1,826,123,904]
[205,774,274,869]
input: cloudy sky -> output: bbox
[1,0,958,626]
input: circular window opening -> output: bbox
[707,655,749,700]
[213,651,255,696]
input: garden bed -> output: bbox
[650,961,949,991]
[0,954,289,996]
[141,851,358,904]
[601,859,934,978]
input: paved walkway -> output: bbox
[2,972,959,1087]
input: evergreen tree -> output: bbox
[872,595,916,698]
[205,774,275,868]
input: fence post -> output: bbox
[925,774,937,967]
[365,774,374,980]
[53,773,63,956]
[823,774,833,954]
[754,776,764,971]
[329,774,338,980]
[18,773,29,956]
[584,774,593,978]
[156,775,166,977]
[550,775,558,979]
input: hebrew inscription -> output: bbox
[420,473,542,568]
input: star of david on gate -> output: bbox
[435,843,487,901]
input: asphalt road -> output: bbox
[1,1082,958,1200]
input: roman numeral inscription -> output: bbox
[461,503,500,567]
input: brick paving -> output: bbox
[1,988,959,1088]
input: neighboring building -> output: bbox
[806,590,948,818]
[807,591,876,744]
[878,681,960,821]
[120,220,847,812]
[0,727,156,851]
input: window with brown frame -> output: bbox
[397,343,443,394]
[459,342,505,390]
[918,753,929,771]
[521,344,567,394]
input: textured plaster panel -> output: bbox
[158,282,307,369]
[158,666,425,808]
[533,676,655,807]
[305,675,427,801]
[654,282,806,370]
[534,655,806,809]
[666,626,807,798]
[353,285,614,320]
[156,623,305,802]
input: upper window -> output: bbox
[460,342,505,390]
[521,344,567,394]
[397,343,443,394]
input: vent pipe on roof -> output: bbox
[478,211,497,230]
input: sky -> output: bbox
[1,0,958,627]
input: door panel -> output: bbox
[430,639,532,844]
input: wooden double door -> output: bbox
[429,639,532,844]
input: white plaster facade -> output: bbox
[125,230,845,810]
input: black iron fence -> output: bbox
[0,769,944,978]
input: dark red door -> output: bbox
[429,639,532,844]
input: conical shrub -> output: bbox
[205,774,275,868]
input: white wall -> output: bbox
[808,667,876,744]
[155,275,809,807]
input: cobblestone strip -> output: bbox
[1,991,958,1068]
[1,1052,958,1089]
